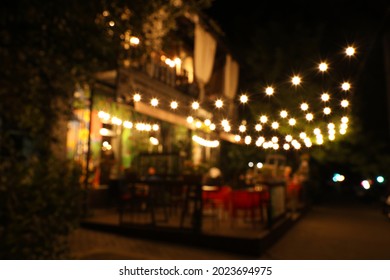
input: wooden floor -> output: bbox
[83,205,301,240]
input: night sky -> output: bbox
[205,0,390,141]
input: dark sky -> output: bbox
[205,0,390,141]
[206,0,389,45]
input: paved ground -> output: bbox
[259,198,390,260]
[69,228,251,260]
[69,195,390,260]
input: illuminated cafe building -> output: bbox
[66,9,240,203]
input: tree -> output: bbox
[0,0,213,259]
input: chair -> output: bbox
[119,170,156,225]
[202,186,232,221]
[180,174,203,231]
[229,189,264,227]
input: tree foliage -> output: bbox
[0,0,214,259]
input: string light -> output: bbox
[170,101,178,109]
[111,117,122,125]
[123,121,133,129]
[313,128,321,135]
[244,135,252,145]
[341,100,349,107]
[129,36,140,46]
[341,82,351,91]
[240,94,248,103]
[215,99,223,108]
[280,110,288,118]
[321,93,330,102]
[133,93,141,102]
[93,43,356,150]
[291,75,301,86]
[323,107,331,115]
[345,46,356,56]
[192,135,219,148]
[265,86,274,96]
[150,98,159,107]
[318,62,328,72]
[306,113,314,121]
[221,119,229,127]
[255,124,262,131]
[191,101,200,110]
[300,103,309,111]
[288,118,296,126]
